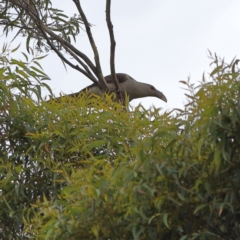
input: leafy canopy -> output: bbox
[1,44,240,239]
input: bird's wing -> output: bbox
[77,82,97,94]
[74,73,130,95]
[48,82,97,102]
[104,73,130,84]
[49,73,132,101]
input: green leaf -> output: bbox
[179,80,187,85]
[179,236,188,240]
[177,192,185,201]
[11,43,21,53]
[30,66,46,75]
[26,35,31,54]
[0,68,6,76]
[21,52,28,62]
[194,204,207,214]
[16,69,28,78]
[11,59,26,69]
[86,140,106,150]
[163,213,170,229]
[210,65,223,77]
[34,54,48,61]
[2,42,7,53]
[210,148,221,173]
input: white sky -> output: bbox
[4,1,240,111]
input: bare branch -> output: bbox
[40,24,98,75]
[106,0,124,104]
[40,28,99,85]
[72,0,109,91]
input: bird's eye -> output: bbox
[150,86,156,91]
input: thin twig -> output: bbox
[62,45,99,84]
[106,0,124,104]
[0,21,36,32]
[73,0,109,91]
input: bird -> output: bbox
[51,73,167,103]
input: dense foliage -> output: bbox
[1,45,240,239]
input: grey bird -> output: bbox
[52,73,167,103]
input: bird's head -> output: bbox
[149,85,167,102]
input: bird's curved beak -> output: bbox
[156,91,167,102]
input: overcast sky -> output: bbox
[5,1,240,110]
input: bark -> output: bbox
[106,0,124,104]
[73,0,109,91]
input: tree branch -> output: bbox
[106,0,124,104]
[72,0,109,91]
[27,2,100,86]
[6,0,99,81]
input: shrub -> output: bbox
[1,49,240,239]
